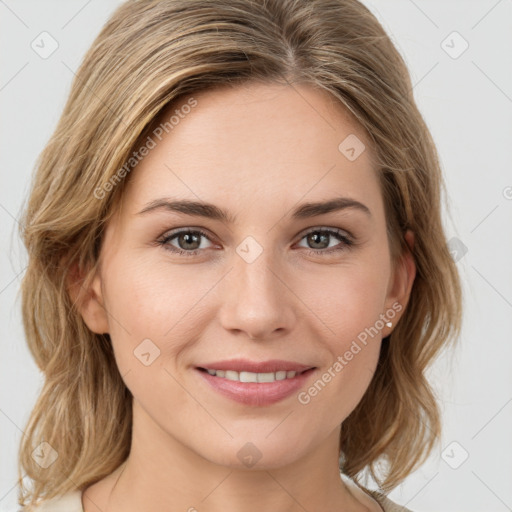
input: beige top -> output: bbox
[341,472,413,512]
[30,481,413,512]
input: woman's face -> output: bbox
[80,82,414,470]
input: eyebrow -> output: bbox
[137,196,371,223]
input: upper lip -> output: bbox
[196,359,315,374]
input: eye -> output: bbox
[157,228,215,256]
[157,227,354,257]
[296,228,353,255]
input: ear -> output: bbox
[383,230,416,334]
[67,261,110,334]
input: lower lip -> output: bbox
[195,368,317,406]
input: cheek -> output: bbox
[100,265,198,418]
[292,259,388,409]
[295,284,385,427]
[298,258,389,343]
[101,259,215,374]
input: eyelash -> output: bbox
[156,227,354,257]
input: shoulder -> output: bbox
[367,489,415,512]
[340,472,413,512]
[22,490,83,512]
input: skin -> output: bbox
[73,82,415,512]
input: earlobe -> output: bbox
[67,261,110,334]
[385,230,416,330]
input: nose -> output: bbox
[217,247,297,341]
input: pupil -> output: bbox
[309,232,328,249]
[180,233,200,250]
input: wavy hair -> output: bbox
[17,0,462,508]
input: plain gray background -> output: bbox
[1,1,511,511]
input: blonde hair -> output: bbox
[17,0,462,508]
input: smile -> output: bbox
[195,367,317,406]
[198,368,310,382]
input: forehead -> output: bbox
[119,81,382,220]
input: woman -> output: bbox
[17,1,462,511]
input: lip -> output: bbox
[196,358,315,374]
[194,359,317,406]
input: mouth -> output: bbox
[196,366,315,383]
[194,364,318,406]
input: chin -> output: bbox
[198,436,305,471]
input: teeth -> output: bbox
[204,369,302,382]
